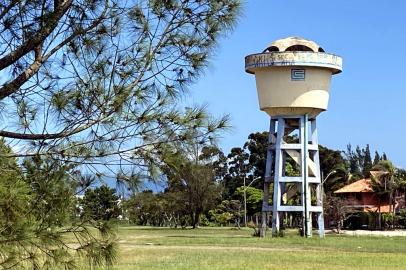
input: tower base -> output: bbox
[261,115,324,238]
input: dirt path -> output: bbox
[120,244,317,252]
[339,230,406,237]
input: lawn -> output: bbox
[95,226,406,270]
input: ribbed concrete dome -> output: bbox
[264,36,324,53]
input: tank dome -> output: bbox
[264,36,324,53]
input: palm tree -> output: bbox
[322,165,354,195]
[370,160,398,229]
[395,169,406,214]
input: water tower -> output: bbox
[245,37,342,237]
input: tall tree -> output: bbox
[362,144,372,177]
[223,147,250,198]
[373,151,381,165]
[344,144,380,180]
[319,145,346,181]
[0,1,241,267]
[243,132,269,183]
[345,144,361,179]
[166,160,221,228]
[159,138,224,228]
[81,185,121,221]
[319,145,348,193]
[370,160,398,229]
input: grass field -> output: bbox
[93,226,406,270]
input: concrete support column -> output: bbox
[262,115,324,238]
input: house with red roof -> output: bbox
[334,178,392,213]
[334,176,405,229]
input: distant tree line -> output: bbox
[109,131,406,230]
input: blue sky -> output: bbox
[186,0,406,168]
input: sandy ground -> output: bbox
[338,229,406,237]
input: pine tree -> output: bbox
[345,144,362,179]
[81,186,121,221]
[0,2,241,267]
[373,151,381,165]
[0,0,240,162]
[362,144,372,177]
[0,143,117,269]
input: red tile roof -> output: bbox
[334,178,373,193]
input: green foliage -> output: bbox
[0,140,116,269]
[199,214,211,227]
[157,139,224,228]
[399,209,406,228]
[373,151,380,165]
[345,144,386,179]
[223,132,305,201]
[319,145,346,178]
[124,190,170,226]
[209,200,242,226]
[362,144,373,177]
[222,147,250,198]
[81,185,121,221]
[235,186,263,215]
[0,1,242,268]
[209,210,233,226]
[246,221,260,236]
[370,160,396,195]
[318,144,350,194]
[243,132,269,182]
[169,162,222,228]
[23,157,77,227]
[0,0,242,178]
[285,159,300,177]
[381,212,397,228]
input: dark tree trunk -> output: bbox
[192,210,201,229]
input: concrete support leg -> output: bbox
[305,184,312,237]
[260,181,270,237]
[265,115,324,239]
[317,212,325,238]
[316,184,325,238]
[272,211,280,236]
[260,119,276,238]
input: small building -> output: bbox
[334,178,391,213]
[334,178,405,229]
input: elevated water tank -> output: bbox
[245,37,342,118]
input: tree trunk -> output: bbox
[192,210,201,229]
[337,218,341,234]
[260,211,267,238]
[235,218,241,229]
